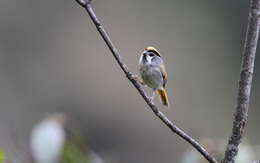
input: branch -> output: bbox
[74,0,217,162]
[222,0,260,163]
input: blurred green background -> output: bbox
[0,0,259,162]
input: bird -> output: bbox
[30,113,104,163]
[139,46,170,107]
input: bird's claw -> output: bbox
[132,74,139,80]
[132,75,146,86]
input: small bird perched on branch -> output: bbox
[139,46,169,107]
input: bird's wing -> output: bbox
[159,64,168,87]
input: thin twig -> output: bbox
[74,0,217,162]
[222,0,260,163]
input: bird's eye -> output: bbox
[149,53,154,57]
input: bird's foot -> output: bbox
[132,75,145,85]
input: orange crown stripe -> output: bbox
[145,46,161,57]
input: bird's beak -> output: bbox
[143,50,148,56]
[139,50,149,64]
[142,52,148,62]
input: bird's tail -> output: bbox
[157,88,169,107]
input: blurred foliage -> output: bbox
[62,140,90,163]
[0,149,5,163]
